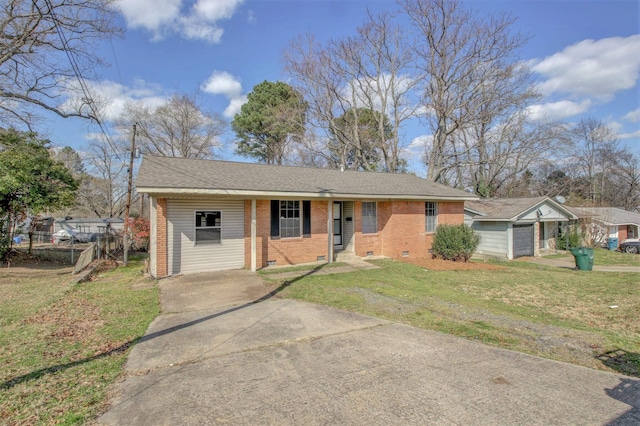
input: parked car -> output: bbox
[619,239,640,254]
[51,229,96,244]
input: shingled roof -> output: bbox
[570,207,640,226]
[135,156,476,200]
[465,196,576,221]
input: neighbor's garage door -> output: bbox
[513,224,534,258]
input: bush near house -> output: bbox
[431,224,480,261]
[129,217,150,252]
[557,223,582,249]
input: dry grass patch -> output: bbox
[0,259,159,425]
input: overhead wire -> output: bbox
[36,0,123,161]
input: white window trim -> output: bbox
[362,201,378,235]
[194,210,222,245]
[280,200,302,239]
[426,202,438,233]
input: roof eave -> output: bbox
[136,186,478,201]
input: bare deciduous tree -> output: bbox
[399,0,531,182]
[283,11,416,172]
[127,94,226,159]
[570,117,620,204]
[0,0,122,128]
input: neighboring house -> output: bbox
[465,196,578,260]
[54,217,125,234]
[135,156,477,277]
[570,207,640,244]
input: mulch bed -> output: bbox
[399,257,504,271]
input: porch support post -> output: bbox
[251,199,257,272]
[327,200,334,263]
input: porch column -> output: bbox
[251,199,257,272]
[327,200,334,263]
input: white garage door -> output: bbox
[167,199,245,274]
[513,224,534,258]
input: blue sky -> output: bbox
[44,0,640,175]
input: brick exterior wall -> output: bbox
[244,200,330,268]
[156,197,168,278]
[353,201,465,259]
[618,225,628,241]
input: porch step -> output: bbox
[334,250,379,270]
[334,250,357,262]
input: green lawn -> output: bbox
[0,260,159,425]
[547,247,640,266]
[263,259,640,377]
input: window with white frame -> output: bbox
[425,202,438,233]
[195,211,221,245]
[280,200,301,238]
[362,202,377,234]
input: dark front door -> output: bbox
[333,202,342,247]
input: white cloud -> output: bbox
[193,0,243,21]
[623,108,640,123]
[223,95,248,118]
[619,130,640,140]
[201,71,246,118]
[115,0,181,33]
[532,35,640,100]
[201,71,243,97]
[408,134,432,154]
[62,79,167,121]
[115,0,244,43]
[527,100,592,121]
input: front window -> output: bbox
[280,200,301,238]
[362,202,377,234]
[425,202,438,233]
[195,211,221,245]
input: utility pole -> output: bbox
[123,124,136,266]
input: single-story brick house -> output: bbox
[570,206,640,245]
[465,196,578,259]
[135,156,477,277]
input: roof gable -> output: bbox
[135,156,477,200]
[465,197,577,221]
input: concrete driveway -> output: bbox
[98,271,640,425]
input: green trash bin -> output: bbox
[570,247,594,271]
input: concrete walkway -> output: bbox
[263,257,380,281]
[97,271,640,425]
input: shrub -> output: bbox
[129,218,150,252]
[431,224,480,262]
[556,223,581,249]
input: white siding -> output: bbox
[520,201,571,222]
[472,221,509,259]
[343,201,355,251]
[167,199,245,274]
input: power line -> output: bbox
[36,0,123,161]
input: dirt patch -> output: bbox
[400,257,504,271]
[25,297,103,344]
